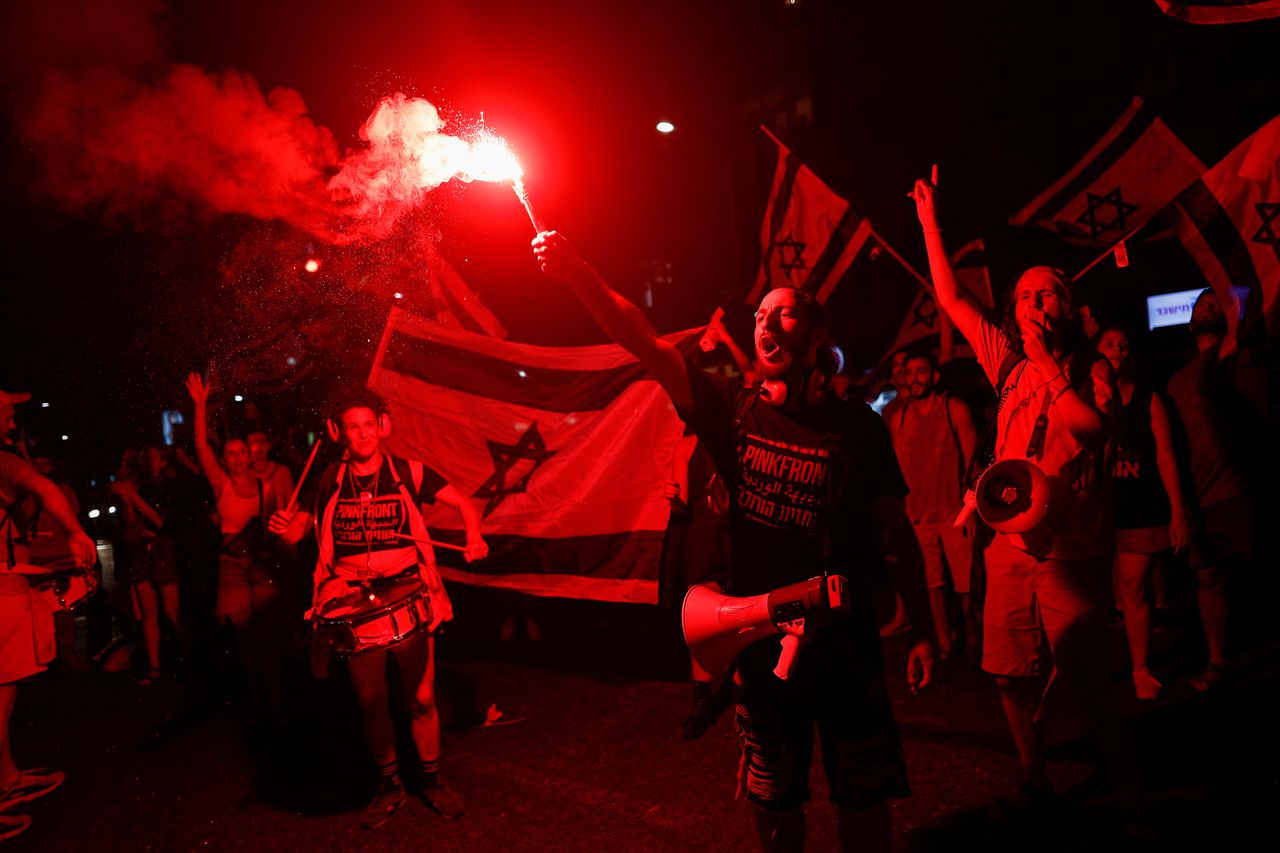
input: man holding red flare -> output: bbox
[533,231,935,853]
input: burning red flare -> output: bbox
[304,258,320,273]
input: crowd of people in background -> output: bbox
[1,192,1275,847]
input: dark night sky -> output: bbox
[2,0,1278,479]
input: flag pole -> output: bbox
[1070,222,1148,283]
[870,227,934,292]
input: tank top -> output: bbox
[217,478,263,535]
[1112,385,1171,530]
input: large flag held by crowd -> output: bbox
[369,307,698,604]
[1163,112,1280,337]
[746,125,874,305]
[1153,0,1280,24]
[1010,96,1205,244]
[882,239,994,361]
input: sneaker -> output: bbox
[361,778,405,830]
[681,684,730,740]
[1190,663,1226,692]
[421,780,464,819]
[0,814,31,842]
[0,768,65,811]
[1133,668,1162,701]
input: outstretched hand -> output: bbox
[532,230,588,282]
[184,372,210,406]
[908,164,940,230]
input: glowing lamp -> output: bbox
[656,120,675,134]
[234,395,244,402]
[393,292,404,300]
[61,434,68,441]
[41,402,49,408]
[304,259,320,273]
[108,506,117,514]
[88,509,100,519]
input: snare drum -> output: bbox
[315,577,433,657]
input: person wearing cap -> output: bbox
[0,442,97,840]
[911,171,1118,810]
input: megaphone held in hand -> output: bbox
[682,575,849,681]
[974,458,1051,534]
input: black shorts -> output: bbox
[732,618,909,811]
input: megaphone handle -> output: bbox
[774,634,803,681]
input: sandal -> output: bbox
[1190,663,1226,692]
[0,767,65,811]
[0,814,32,841]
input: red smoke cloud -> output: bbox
[25,64,343,237]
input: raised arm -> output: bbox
[908,168,984,345]
[533,231,692,412]
[184,373,226,494]
[703,308,758,382]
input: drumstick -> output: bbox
[284,438,323,514]
[394,533,468,553]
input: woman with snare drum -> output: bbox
[270,385,487,829]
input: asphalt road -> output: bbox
[8,595,1279,852]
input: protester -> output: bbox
[0,448,97,841]
[185,374,285,718]
[1096,327,1189,699]
[270,385,488,828]
[886,351,977,661]
[534,229,935,853]
[912,170,1120,807]
[113,446,188,683]
[1164,289,1269,691]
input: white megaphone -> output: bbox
[682,575,849,681]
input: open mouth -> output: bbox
[758,336,782,360]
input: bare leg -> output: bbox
[158,583,187,664]
[995,675,1048,790]
[929,587,952,656]
[1115,552,1154,671]
[410,637,440,763]
[1196,566,1228,667]
[753,804,806,853]
[132,582,161,674]
[837,801,890,853]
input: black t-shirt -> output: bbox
[304,455,447,569]
[680,362,908,597]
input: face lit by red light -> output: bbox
[754,288,818,380]
[223,439,250,477]
[904,357,938,400]
[1013,268,1069,334]
[339,406,383,463]
[890,350,910,393]
[1096,329,1130,373]
[247,432,271,468]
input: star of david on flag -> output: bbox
[1011,96,1205,245]
[369,307,701,604]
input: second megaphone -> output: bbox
[682,574,850,682]
[974,458,1051,534]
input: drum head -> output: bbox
[319,577,423,619]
